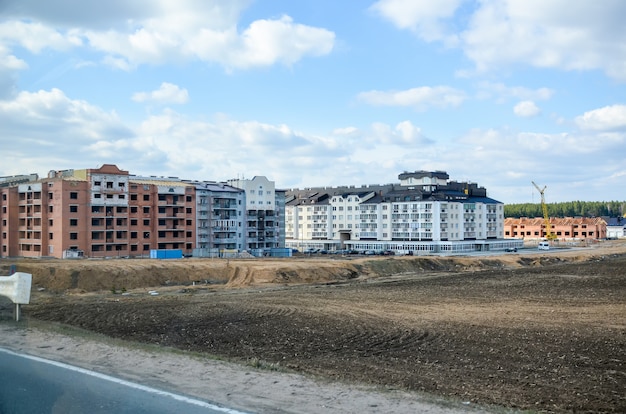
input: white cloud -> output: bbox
[454,127,626,202]
[0,45,28,98]
[370,121,430,145]
[513,100,541,118]
[358,86,466,110]
[370,0,463,46]
[575,105,626,131]
[132,83,189,105]
[0,85,623,203]
[0,88,130,139]
[0,20,82,53]
[0,1,335,71]
[477,82,554,102]
[0,89,133,172]
[372,0,626,81]
[465,0,626,80]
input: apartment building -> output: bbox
[504,217,607,240]
[1,165,288,258]
[193,182,245,252]
[227,176,284,251]
[0,164,195,258]
[285,170,514,254]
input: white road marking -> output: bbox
[0,347,249,414]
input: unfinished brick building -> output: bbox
[504,217,607,240]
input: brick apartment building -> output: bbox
[503,217,607,240]
[0,164,195,258]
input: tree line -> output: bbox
[504,201,626,218]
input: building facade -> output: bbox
[605,216,626,239]
[0,165,196,258]
[285,170,514,254]
[1,165,284,259]
[504,217,607,241]
[227,176,284,252]
[193,182,246,253]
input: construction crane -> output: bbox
[532,181,557,240]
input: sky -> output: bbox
[0,0,625,204]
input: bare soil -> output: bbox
[2,243,626,412]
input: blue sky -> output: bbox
[1,0,625,204]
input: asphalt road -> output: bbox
[0,347,247,414]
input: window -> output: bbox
[143,194,150,201]
[94,193,101,199]
[48,192,53,200]
[186,196,192,202]
[94,181,101,186]
[130,194,137,201]
[106,182,113,189]
[70,192,78,199]
[143,232,150,239]
[143,244,150,251]
[143,207,150,214]
[70,233,78,240]
[49,206,53,213]
[70,205,78,213]
[70,219,78,226]
[130,206,137,213]
[143,219,150,225]
[130,219,137,226]
[131,232,137,239]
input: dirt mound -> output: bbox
[4,243,626,293]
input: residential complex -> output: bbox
[0,165,283,259]
[3,165,536,259]
[284,170,516,254]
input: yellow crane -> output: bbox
[532,181,557,240]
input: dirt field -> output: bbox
[2,244,626,412]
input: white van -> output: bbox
[538,241,550,250]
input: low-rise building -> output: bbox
[503,217,607,241]
[603,216,625,239]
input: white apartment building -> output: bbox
[286,170,518,254]
[227,176,284,252]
